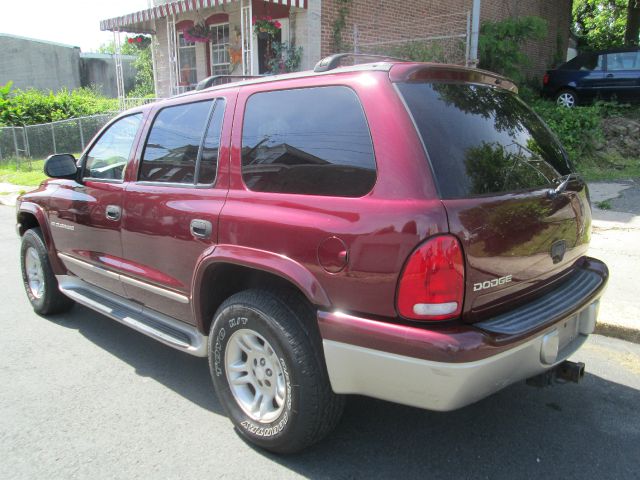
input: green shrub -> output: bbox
[526,97,603,163]
[0,85,118,126]
[479,16,548,82]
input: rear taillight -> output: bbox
[397,235,464,321]
[543,73,550,85]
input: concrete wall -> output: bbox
[80,53,137,97]
[0,34,139,97]
[0,34,82,91]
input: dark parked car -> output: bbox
[17,55,608,453]
[543,47,640,107]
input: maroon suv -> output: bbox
[16,56,608,453]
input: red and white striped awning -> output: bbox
[100,0,307,32]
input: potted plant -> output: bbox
[184,22,211,43]
[252,16,282,39]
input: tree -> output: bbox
[573,0,636,49]
[626,0,640,45]
[96,36,155,97]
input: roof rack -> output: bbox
[313,53,408,73]
[195,75,262,91]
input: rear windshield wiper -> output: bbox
[547,173,581,199]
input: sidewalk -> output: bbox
[2,180,639,342]
[588,181,640,343]
[0,183,29,208]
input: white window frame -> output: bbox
[177,31,197,89]
[210,22,231,76]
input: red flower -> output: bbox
[137,37,142,42]
[127,38,133,43]
[274,21,282,29]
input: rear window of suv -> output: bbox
[241,86,376,197]
[397,82,572,199]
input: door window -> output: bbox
[607,51,640,71]
[139,100,213,184]
[210,23,230,75]
[241,86,377,197]
[84,113,143,181]
[198,99,226,185]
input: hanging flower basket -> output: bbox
[127,35,151,49]
[252,16,282,38]
[184,23,211,43]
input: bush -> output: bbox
[0,84,118,126]
[528,98,603,162]
[478,16,548,82]
[523,92,639,174]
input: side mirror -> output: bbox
[44,154,78,179]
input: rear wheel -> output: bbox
[20,228,74,315]
[208,289,344,454]
[555,89,577,108]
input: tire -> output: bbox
[555,89,578,108]
[208,289,344,454]
[20,228,74,315]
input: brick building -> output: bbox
[100,0,571,99]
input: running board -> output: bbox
[57,275,207,357]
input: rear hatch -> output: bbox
[395,75,592,322]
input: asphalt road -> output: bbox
[1,205,639,480]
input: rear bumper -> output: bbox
[319,257,607,411]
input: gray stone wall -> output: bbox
[80,54,137,98]
[0,34,82,92]
[0,34,138,97]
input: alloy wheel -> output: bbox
[225,328,287,424]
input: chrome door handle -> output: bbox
[105,205,121,221]
[190,219,212,239]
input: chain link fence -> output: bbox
[0,114,115,164]
[0,98,161,165]
[352,11,472,66]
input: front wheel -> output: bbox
[208,289,344,454]
[555,89,578,108]
[20,228,74,315]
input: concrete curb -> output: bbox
[595,323,640,345]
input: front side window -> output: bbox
[607,51,640,71]
[210,23,230,75]
[241,86,377,197]
[178,32,197,86]
[84,114,143,181]
[397,82,572,199]
[139,100,213,184]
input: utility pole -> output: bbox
[470,0,481,66]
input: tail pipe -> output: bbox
[526,360,585,387]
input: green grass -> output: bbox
[0,159,47,186]
[577,152,640,182]
[595,200,612,210]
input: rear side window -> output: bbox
[397,82,572,199]
[241,86,376,197]
[564,53,604,71]
[140,100,213,184]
